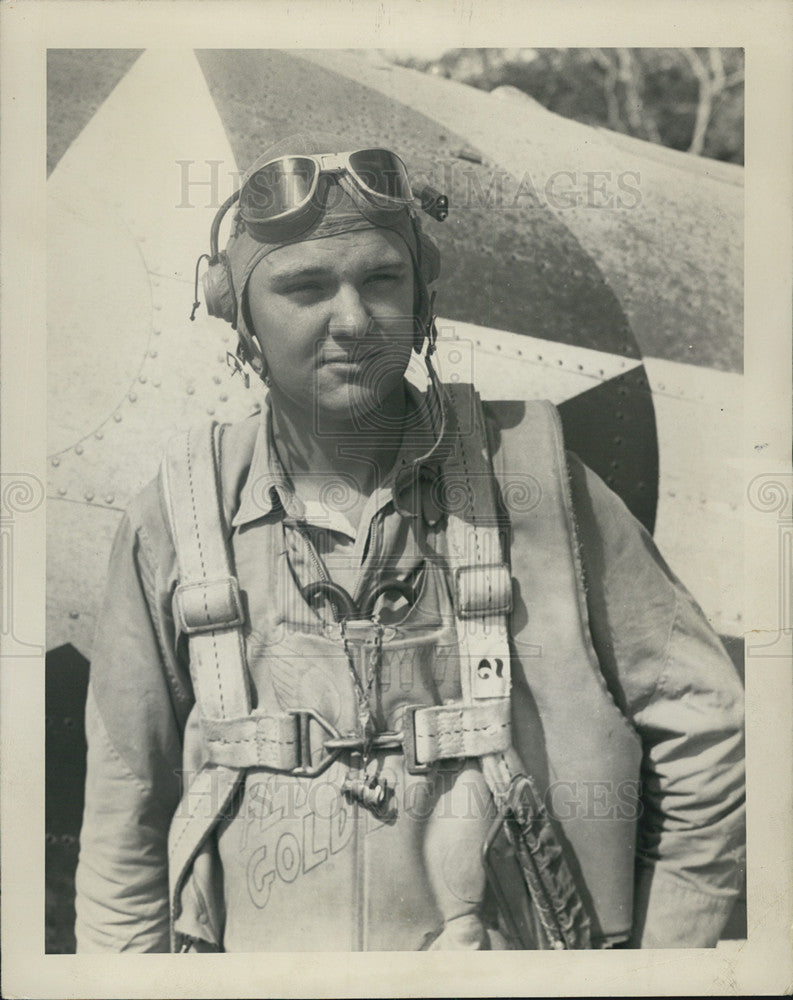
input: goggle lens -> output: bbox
[347,149,413,202]
[238,149,413,227]
[241,156,318,223]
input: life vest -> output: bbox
[161,384,642,951]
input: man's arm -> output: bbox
[75,485,192,952]
[568,451,745,947]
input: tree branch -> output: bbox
[681,48,715,155]
[590,48,625,133]
[615,48,661,142]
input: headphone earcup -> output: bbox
[202,252,237,326]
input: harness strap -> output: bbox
[199,698,512,771]
[442,384,513,705]
[408,697,511,761]
[166,765,241,943]
[161,422,252,719]
[441,384,592,950]
[161,422,251,948]
[201,713,300,770]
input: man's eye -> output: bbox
[367,272,401,285]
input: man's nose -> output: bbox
[327,284,371,339]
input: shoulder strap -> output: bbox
[160,422,251,950]
[161,422,252,720]
[442,382,513,702]
[160,422,312,772]
[440,385,592,950]
[405,383,513,766]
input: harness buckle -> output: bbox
[402,704,432,774]
[287,708,343,778]
[287,709,403,777]
[175,576,245,635]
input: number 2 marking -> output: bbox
[477,657,504,680]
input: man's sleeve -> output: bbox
[567,452,745,948]
[74,492,192,952]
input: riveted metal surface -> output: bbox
[47,49,258,656]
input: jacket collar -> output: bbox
[232,382,446,530]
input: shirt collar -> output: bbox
[232,382,447,530]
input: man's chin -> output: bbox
[313,379,408,432]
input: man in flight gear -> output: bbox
[75,132,745,952]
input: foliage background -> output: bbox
[383,48,745,165]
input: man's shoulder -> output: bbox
[476,391,640,535]
[125,412,262,545]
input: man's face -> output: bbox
[247,227,416,425]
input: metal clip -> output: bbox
[341,769,388,809]
[226,351,250,388]
[287,708,344,777]
[287,708,403,778]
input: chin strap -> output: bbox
[418,301,449,467]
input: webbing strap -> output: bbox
[442,383,512,703]
[200,713,300,770]
[412,698,511,762]
[161,423,252,949]
[441,385,592,949]
[168,764,242,945]
[161,423,251,720]
[197,701,511,770]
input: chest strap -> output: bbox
[199,699,512,772]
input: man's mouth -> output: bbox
[320,349,378,366]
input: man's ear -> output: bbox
[239,292,269,380]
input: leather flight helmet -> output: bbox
[197,132,443,378]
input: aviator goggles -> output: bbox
[237,148,448,232]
